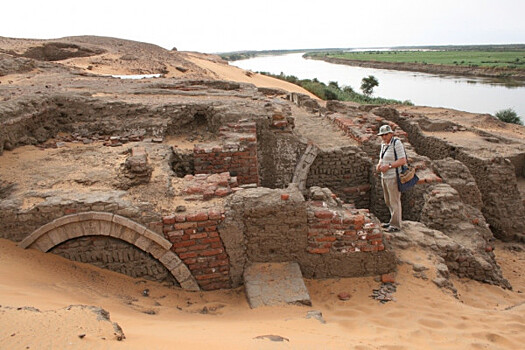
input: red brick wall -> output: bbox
[307,202,385,254]
[194,121,259,186]
[162,209,230,290]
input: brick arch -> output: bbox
[18,211,200,291]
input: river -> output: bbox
[232,53,525,123]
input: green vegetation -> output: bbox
[305,50,525,70]
[360,75,379,96]
[495,108,523,125]
[259,72,412,105]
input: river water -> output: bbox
[232,53,525,122]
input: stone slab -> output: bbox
[243,262,312,309]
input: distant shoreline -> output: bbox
[305,56,525,82]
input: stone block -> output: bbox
[142,229,172,250]
[148,243,168,259]
[33,234,55,252]
[80,220,101,236]
[115,215,147,235]
[119,228,140,244]
[134,236,152,251]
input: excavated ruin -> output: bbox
[1,37,524,293]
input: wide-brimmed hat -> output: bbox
[377,125,393,136]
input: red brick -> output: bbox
[377,244,385,251]
[174,222,198,230]
[64,208,77,215]
[215,188,232,197]
[204,226,217,232]
[195,273,224,280]
[183,258,197,265]
[163,216,176,224]
[208,232,219,238]
[187,212,209,222]
[210,242,223,249]
[381,273,396,283]
[188,244,210,251]
[175,214,186,222]
[314,210,334,219]
[200,248,223,257]
[201,237,221,244]
[172,240,196,248]
[209,260,229,268]
[179,251,198,259]
[367,233,383,240]
[281,193,290,200]
[371,239,383,245]
[190,233,208,240]
[208,209,223,220]
[315,236,337,242]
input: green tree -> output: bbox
[495,108,523,125]
[360,75,379,96]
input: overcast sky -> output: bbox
[2,0,524,53]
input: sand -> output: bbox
[1,238,524,350]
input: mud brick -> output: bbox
[307,247,330,254]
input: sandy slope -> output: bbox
[0,238,524,350]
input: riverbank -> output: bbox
[306,56,525,81]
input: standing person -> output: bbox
[376,125,407,232]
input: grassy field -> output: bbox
[306,50,525,69]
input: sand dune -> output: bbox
[1,238,523,349]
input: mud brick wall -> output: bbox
[194,121,259,186]
[455,154,525,241]
[162,209,230,290]
[306,147,372,209]
[257,129,306,189]
[51,236,177,285]
[307,204,385,254]
[0,192,163,243]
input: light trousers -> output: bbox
[381,177,402,229]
